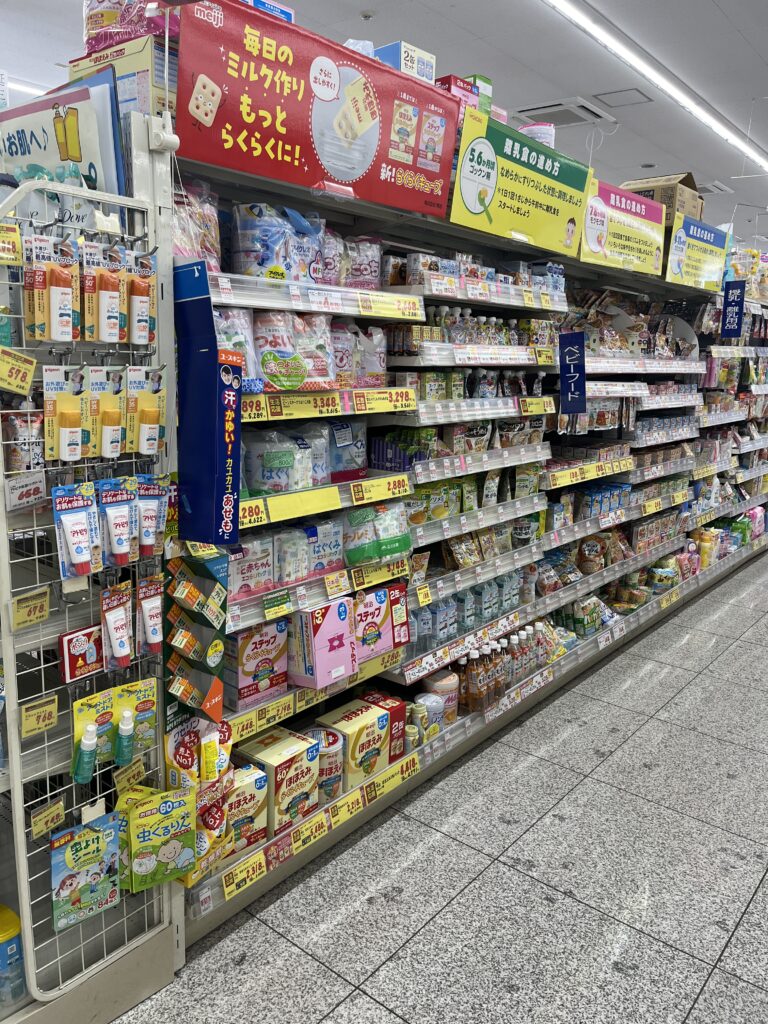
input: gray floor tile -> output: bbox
[363,862,708,1024]
[705,639,768,692]
[626,622,734,672]
[571,651,696,714]
[720,876,768,989]
[396,739,581,856]
[115,913,351,1024]
[498,689,646,773]
[502,779,768,961]
[738,615,768,648]
[593,719,768,844]
[667,592,764,638]
[250,809,490,985]
[710,576,768,613]
[657,672,768,754]
[688,969,768,1023]
[323,991,406,1023]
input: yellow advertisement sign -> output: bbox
[665,213,727,292]
[580,178,665,275]
[450,108,591,254]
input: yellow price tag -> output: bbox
[266,392,341,420]
[239,498,268,529]
[291,810,329,856]
[660,590,681,610]
[21,694,58,739]
[294,687,327,713]
[351,557,409,590]
[540,292,553,309]
[11,586,49,632]
[240,394,270,423]
[0,349,36,397]
[641,498,663,517]
[519,397,555,416]
[30,800,66,840]
[267,486,341,523]
[535,346,555,364]
[350,474,410,506]
[352,647,403,684]
[256,693,295,731]
[186,542,220,559]
[357,292,421,319]
[351,388,417,414]
[416,583,432,607]
[399,753,420,782]
[324,568,351,598]
[222,849,267,901]
[671,491,688,505]
[363,753,420,804]
[328,788,365,828]
[522,289,535,308]
[231,707,259,744]
[0,224,22,265]
[113,757,146,794]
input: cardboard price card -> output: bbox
[0,348,36,396]
[450,109,590,254]
[665,214,727,292]
[176,6,459,217]
[21,694,58,739]
[11,586,50,632]
[580,179,665,275]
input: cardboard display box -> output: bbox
[620,172,704,227]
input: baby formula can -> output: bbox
[0,906,25,1006]
[305,727,343,807]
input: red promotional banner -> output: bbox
[176,1,460,216]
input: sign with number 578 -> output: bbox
[0,349,36,396]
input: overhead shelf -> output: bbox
[410,493,547,548]
[368,395,556,426]
[241,388,417,422]
[627,427,700,448]
[707,346,768,358]
[410,443,552,486]
[541,457,635,489]
[735,434,768,454]
[622,456,695,484]
[697,408,748,427]
[691,454,738,479]
[637,393,702,410]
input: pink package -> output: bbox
[342,237,382,290]
[223,619,288,712]
[82,0,179,54]
[353,583,410,664]
[748,505,765,538]
[227,534,274,604]
[287,598,356,689]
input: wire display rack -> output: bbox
[0,115,177,1010]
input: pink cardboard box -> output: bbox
[287,597,356,689]
[354,583,410,664]
[222,619,288,712]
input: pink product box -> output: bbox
[353,583,410,664]
[287,597,356,690]
[222,620,288,711]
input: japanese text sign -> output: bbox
[580,178,665,275]
[449,108,590,253]
[721,280,745,339]
[665,213,727,291]
[176,2,459,216]
[559,331,586,415]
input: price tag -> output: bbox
[466,280,490,301]
[328,787,365,828]
[324,569,351,598]
[363,753,420,804]
[231,708,259,743]
[308,288,344,313]
[5,469,46,511]
[597,631,612,650]
[0,223,22,265]
[30,799,66,840]
[641,498,663,517]
[441,519,451,538]
[266,392,341,419]
[416,583,432,607]
[222,849,267,901]
[351,557,409,590]
[535,346,555,365]
[291,810,329,856]
[350,474,410,505]
[613,621,626,640]
[0,349,36,397]
[660,590,681,610]
[257,693,295,731]
[294,687,327,714]
[431,274,458,297]
[217,276,234,300]
[113,757,146,794]
[186,542,219,559]
[11,586,49,632]
[352,388,416,414]
[288,284,302,304]
[239,498,268,529]
[671,490,688,505]
[263,588,293,620]
[267,486,341,523]
[540,292,553,309]
[21,694,58,739]
[240,395,270,423]
[522,289,535,308]
[519,397,554,416]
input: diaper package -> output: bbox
[232,203,324,283]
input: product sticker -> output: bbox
[327,787,365,828]
[50,813,120,931]
[290,809,329,856]
[0,347,36,396]
[221,848,267,901]
[4,469,46,512]
[113,757,146,794]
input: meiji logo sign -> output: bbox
[194,1,224,28]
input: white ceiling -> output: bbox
[2,0,767,240]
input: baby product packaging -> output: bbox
[287,598,355,689]
[232,727,319,838]
[353,583,410,664]
[226,764,269,852]
[317,700,390,789]
[222,619,289,712]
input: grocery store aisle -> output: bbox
[121,554,768,1024]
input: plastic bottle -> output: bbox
[466,649,481,712]
[73,723,98,784]
[456,656,468,710]
[114,708,135,766]
[58,409,82,462]
[98,271,120,343]
[499,637,511,689]
[517,630,530,676]
[480,645,494,709]
[534,622,548,668]
[418,605,432,655]
[490,642,505,701]
[138,408,160,455]
[445,595,458,640]
[510,634,522,684]
[129,276,151,345]
[49,263,73,342]
[525,625,536,667]
[100,407,122,458]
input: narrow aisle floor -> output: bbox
[123,554,768,1024]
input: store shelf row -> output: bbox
[735,434,768,454]
[209,273,424,321]
[689,490,768,529]
[691,454,738,479]
[623,456,695,484]
[750,384,768,395]
[583,357,706,375]
[588,381,650,398]
[388,343,554,368]
[707,345,768,358]
[627,427,701,448]
[240,388,417,422]
[637,393,703,410]
[541,457,635,489]
[410,493,547,548]
[411,443,552,486]
[368,395,556,427]
[733,462,768,484]
[387,274,568,312]
[185,523,768,938]
[696,408,748,427]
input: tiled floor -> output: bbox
[119,554,768,1023]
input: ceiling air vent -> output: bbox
[698,180,735,195]
[516,96,617,128]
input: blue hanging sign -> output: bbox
[559,331,587,414]
[721,280,746,339]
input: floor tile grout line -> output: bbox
[715,963,768,999]
[499,861,718,969]
[650,716,768,761]
[245,912,366,990]
[393,807,505,859]
[316,989,412,1024]
[682,862,768,1021]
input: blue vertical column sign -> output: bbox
[173,258,242,545]
[721,280,746,339]
[559,330,587,414]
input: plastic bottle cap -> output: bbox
[81,722,98,750]
[102,408,121,427]
[59,409,81,428]
[0,906,21,944]
[118,708,134,735]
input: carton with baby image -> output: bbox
[127,789,196,892]
[51,813,120,932]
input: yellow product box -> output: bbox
[125,366,165,454]
[232,727,319,838]
[69,35,178,118]
[226,764,269,852]
[43,365,90,461]
[317,699,390,789]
